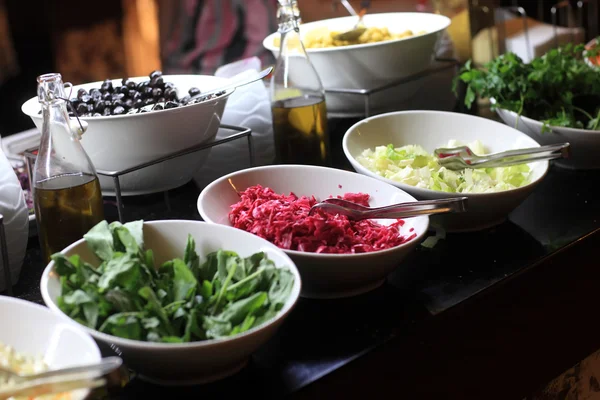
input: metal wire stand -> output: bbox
[24,124,254,224]
[325,57,460,118]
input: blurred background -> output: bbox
[0,0,597,136]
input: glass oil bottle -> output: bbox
[33,73,105,263]
[270,0,331,166]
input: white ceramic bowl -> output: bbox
[496,107,600,170]
[262,12,451,116]
[0,295,101,400]
[197,165,429,299]
[40,220,301,386]
[343,110,549,232]
[21,75,233,196]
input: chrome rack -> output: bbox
[324,57,460,118]
[24,124,254,224]
[0,214,12,296]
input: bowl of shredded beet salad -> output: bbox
[197,165,430,299]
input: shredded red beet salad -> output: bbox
[228,185,418,254]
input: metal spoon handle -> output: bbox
[365,197,468,219]
[26,356,122,382]
[473,142,570,164]
[189,66,273,101]
[339,0,359,16]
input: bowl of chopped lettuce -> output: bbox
[343,110,549,232]
[40,219,300,385]
[457,43,600,170]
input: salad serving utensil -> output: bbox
[0,356,122,400]
[334,0,370,41]
[434,142,570,170]
[308,197,468,220]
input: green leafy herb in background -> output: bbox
[454,42,600,132]
[52,220,295,343]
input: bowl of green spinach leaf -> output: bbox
[456,42,600,170]
[40,219,301,386]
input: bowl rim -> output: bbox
[40,220,302,350]
[0,295,102,359]
[21,74,235,122]
[342,110,550,198]
[262,12,451,54]
[197,164,430,259]
[495,104,600,136]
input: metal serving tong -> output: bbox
[308,197,468,221]
[434,142,570,171]
[0,356,122,400]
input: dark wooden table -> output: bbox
[7,116,600,399]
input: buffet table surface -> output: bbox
[9,116,600,399]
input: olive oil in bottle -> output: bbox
[33,73,105,263]
[270,0,331,166]
[272,95,328,165]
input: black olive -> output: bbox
[152,104,164,111]
[87,104,95,113]
[100,80,113,92]
[127,90,137,99]
[134,98,144,108]
[94,100,105,112]
[164,82,175,90]
[76,102,88,114]
[142,86,153,98]
[132,91,142,101]
[80,94,92,104]
[69,98,80,108]
[149,70,162,80]
[143,98,154,106]
[77,88,88,99]
[112,93,125,101]
[93,113,102,117]
[165,101,179,109]
[137,81,149,90]
[124,99,134,108]
[104,99,112,108]
[127,81,137,89]
[179,95,191,105]
[150,76,164,88]
[164,88,177,100]
[112,105,126,115]
[188,87,201,97]
[90,89,102,100]
[103,107,111,116]
[113,99,124,108]
[101,92,111,101]
[152,88,163,98]
[119,86,129,95]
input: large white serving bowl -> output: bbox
[0,295,101,400]
[21,75,233,196]
[262,12,451,116]
[496,107,600,170]
[343,110,550,232]
[40,220,301,386]
[197,165,429,299]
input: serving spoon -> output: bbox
[308,197,468,220]
[334,0,370,41]
[434,142,570,170]
[0,357,122,399]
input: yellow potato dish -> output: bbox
[273,26,427,49]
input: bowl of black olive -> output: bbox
[21,70,234,196]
